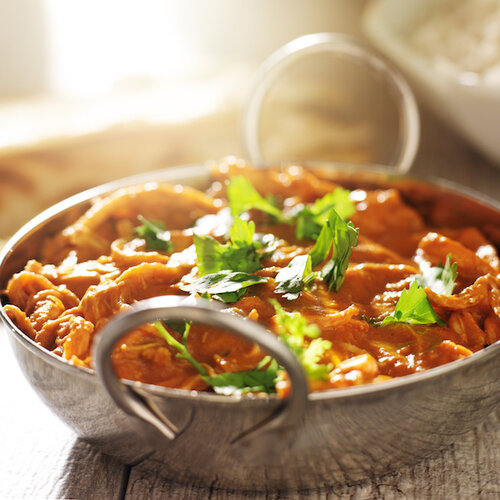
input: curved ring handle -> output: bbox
[93,295,308,447]
[242,32,420,173]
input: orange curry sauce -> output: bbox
[4,160,500,395]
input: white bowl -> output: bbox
[363,0,500,168]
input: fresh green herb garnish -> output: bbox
[229,216,255,247]
[271,300,332,381]
[295,188,355,240]
[180,270,267,303]
[380,281,447,327]
[227,176,284,221]
[274,254,316,301]
[194,180,358,301]
[203,356,279,395]
[134,215,173,253]
[308,208,359,292]
[274,208,358,300]
[156,320,279,394]
[154,321,207,375]
[193,218,262,276]
[415,254,458,295]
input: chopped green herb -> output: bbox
[380,281,447,326]
[165,320,192,336]
[134,216,173,253]
[154,321,207,375]
[308,220,334,268]
[227,176,284,221]
[157,321,279,395]
[180,270,267,304]
[307,208,358,292]
[193,218,261,276]
[274,254,316,301]
[301,337,334,381]
[271,300,332,381]
[415,254,458,295]
[295,188,355,240]
[203,357,279,395]
[229,216,254,248]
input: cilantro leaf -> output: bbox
[380,281,447,326]
[295,188,355,240]
[301,337,334,381]
[320,211,358,292]
[227,176,284,221]
[308,220,334,268]
[192,234,228,275]
[193,218,262,276]
[229,216,254,247]
[134,216,173,253]
[271,300,332,381]
[180,270,267,303]
[274,254,316,301]
[307,208,358,292]
[157,320,279,395]
[415,254,458,295]
[203,357,279,395]
[154,321,207,375]
[275,208,358,299]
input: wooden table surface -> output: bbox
[1,102,500,499]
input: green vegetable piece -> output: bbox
[274,254,316,301]
[157,320,279,395]
[180,270,267,304]
[134,215,173,253]
[227,176,284,221]
[380,281,447,327]
[271,300,332,381]
[301,337,334,381]
[203,357,279,395]
[193,218,262,276]
[307,208,358,292]
[320,210,358,292]
[154,321,207,375]
[415,254,458,295]
[193,234,227,275]
[312,187,355,221]
[229,217,255,248]
[295,188,355,240]
[308,221,333,268]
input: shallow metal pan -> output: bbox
[1,162,500,491]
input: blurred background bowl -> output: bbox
[363,0,500,168]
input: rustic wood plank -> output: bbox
[123,407,500,499]
[0,328,128,500]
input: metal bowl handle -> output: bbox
[93,295,308,452]
[242,32,420,173]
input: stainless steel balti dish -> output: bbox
[1,161,500,491]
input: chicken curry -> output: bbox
[3,159,500,396]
